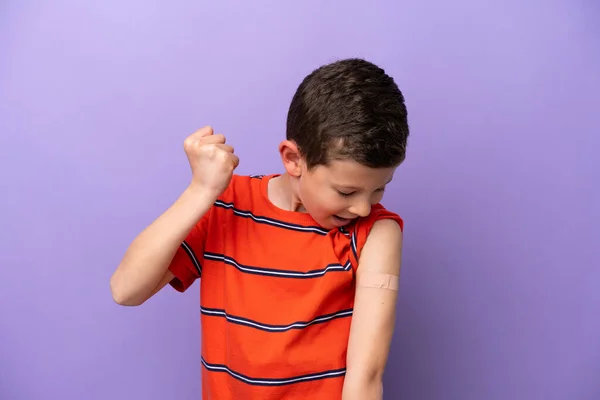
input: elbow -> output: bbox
[110,271,143,307]
[342,368,384,400]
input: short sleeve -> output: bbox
[168,210,211,292]
[348,203,404,270]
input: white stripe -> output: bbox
[201,359,345,385]
[204,253,351,278]
[201,308,353,332]
[181,241,201,274]
[214,200,330,235]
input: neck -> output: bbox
[269,173,306,212]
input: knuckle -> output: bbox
[203,143,217,154]
[217,149,229,161]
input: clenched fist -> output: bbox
[183,126,239,199]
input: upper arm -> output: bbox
[167,218,208,292]
[345,218,403,383]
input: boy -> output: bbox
[110,58,409,400]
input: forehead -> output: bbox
[312,159,396,188]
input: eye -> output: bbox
[336,189,354,197]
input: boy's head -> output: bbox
[286,58,408,169]
[279,58,409,228]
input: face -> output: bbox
[296,159,396,229]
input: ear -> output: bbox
[278,140,304,177]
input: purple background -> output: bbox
[1,1,598,399]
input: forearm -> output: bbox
[110,185,214,306]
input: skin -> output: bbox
[110,127,238,306]
[274,140,404,400]
[271,140,395,229]
[111,129,403,400]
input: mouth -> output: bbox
[333,215,354,226]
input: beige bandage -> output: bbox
[357,272,399,291]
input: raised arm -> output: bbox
[342,218,403,400]
[109,186,214,306]
[109,126,239,306]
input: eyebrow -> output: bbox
[335,177,393,190]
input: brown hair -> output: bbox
[286,58,409,169]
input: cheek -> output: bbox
[305,187,327,207]
[316,192,348,214]
[300,182,344,213]
[372,191,385,204]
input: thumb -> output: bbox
[231,154,240,169]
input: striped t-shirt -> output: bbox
[168,174,403,399]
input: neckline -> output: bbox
[259,174,323,226]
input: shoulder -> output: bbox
[348,204,403,265]
[363,219,403,254]
[358,216,403,276]
[217,173,269,202]
[354,203,404,238]
[369,217,403,238]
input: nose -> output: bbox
[349,201,371,218]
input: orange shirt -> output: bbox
[169,174,403,399]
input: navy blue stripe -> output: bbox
[201,358,346,386]
[338,226,351,237]
[350,232,358,262]
[213,200,330,235]
[201,307,353,332]
[204,252,352,278]
[181,241,202,276]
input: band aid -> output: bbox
[357,272,399,291]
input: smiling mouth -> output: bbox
[333,215,354,224]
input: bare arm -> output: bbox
[342,219,403,400]
[110,126,239,306]
[109,186,215,306]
